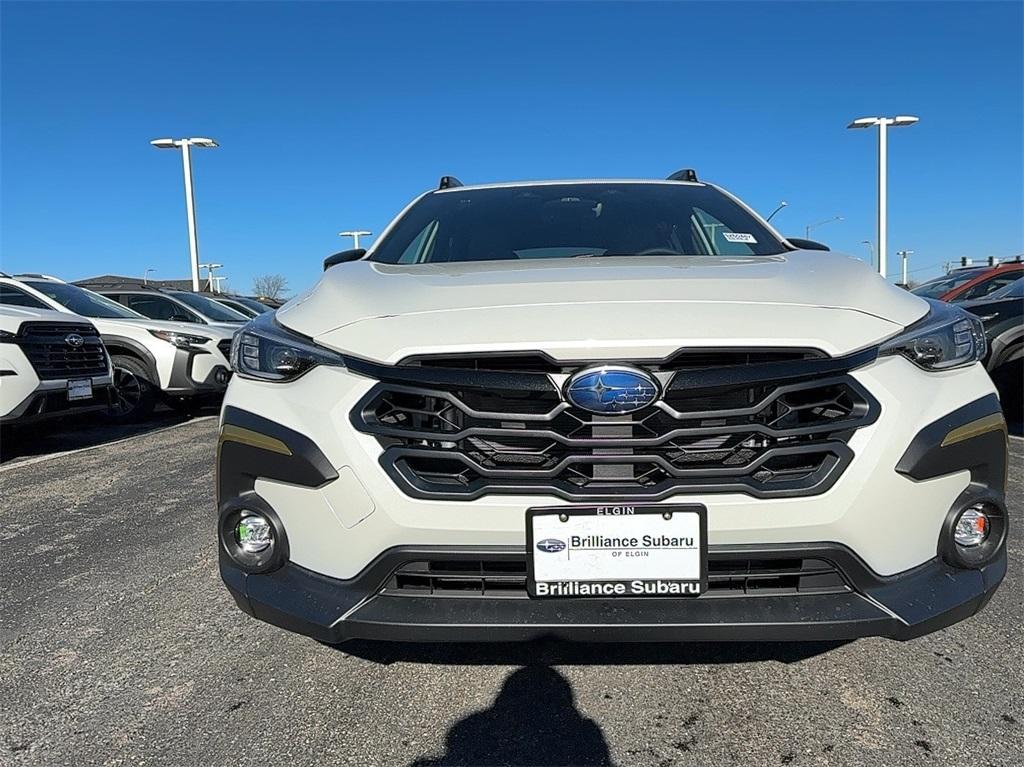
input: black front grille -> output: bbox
[351,349,879,501]
[217,339,233,360]
[15,322,108,380]
[381,556,850,599]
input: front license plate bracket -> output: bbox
[526,504,708,598]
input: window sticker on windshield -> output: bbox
[723,232,757,244]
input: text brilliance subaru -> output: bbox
[217,173,1007,643]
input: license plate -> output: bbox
[67,379,93,401]
[527,504,707,598]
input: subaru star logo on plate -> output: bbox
[565,365,659,414]
[64,333,85,348]
[536,538,567,553]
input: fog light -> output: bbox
[954,506,990,547]
[235,513,272,553]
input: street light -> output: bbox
[766,201,788,223]
[861,240,875,269]
[339,230,372,249]
[896,249,914,286]
[150,137,220,291]
[199,262,223,293]
[805,216,843,240]
[847,115,919,279]
[143,267,157,285]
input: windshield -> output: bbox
[911,269,987,299]
[370,183,787,264]
[989,277,1023,299]
[171,292,248,322]
[22,280,145,319]
[227,296,272,314]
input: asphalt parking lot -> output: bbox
[1,418,1021,767]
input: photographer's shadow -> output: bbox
[410,666,613,767]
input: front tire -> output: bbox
[107,355,157,422]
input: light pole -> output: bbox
[896,249,914,286]
[199,263,223,292]
[805,216,843,240]
[766,201,788,223]
[339,230,372,249]
[150,137,219,291]
[847,115,919,279]
[143,268,157,285]
[861,240,875,269]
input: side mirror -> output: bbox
[170,313,196,323]
[324,248,366,271]
[786,237,830,252]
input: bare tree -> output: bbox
[252,274,289,300]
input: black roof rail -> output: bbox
[666,168,699,182]
[438,175,463,190]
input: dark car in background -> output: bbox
[962,277,1023,421]
[212,295,274,318]
[912,261,1023,303]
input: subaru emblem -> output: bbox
[536,538,566,553]
[64,333,85,348]
[565,365,659,414]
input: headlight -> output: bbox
[879,299,986,371]
[0,329,16,342]
[230,312,345,382]
[149,329,211,349]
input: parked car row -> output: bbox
[914,262,1023,420]
[0,274,271,425]
[911,259,1022,303]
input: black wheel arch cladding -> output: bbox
[217,406,338,503]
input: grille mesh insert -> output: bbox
[381,557,850,599]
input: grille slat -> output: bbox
[352,350,878,501]
[14,322,108,380]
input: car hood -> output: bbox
[0,304,94,332]
[92,317,237,340]
[278,252,930,362]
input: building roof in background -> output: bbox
[77,274,194,291]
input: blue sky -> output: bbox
[2,1,1021,295]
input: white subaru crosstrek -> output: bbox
[217,174,1007,643]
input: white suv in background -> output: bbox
[1,303,113,425]
[77,283,249,328]
[216,173,1007,645]
[0,276,235,421]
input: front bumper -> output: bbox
[1,379,114,424]
[221,543,1007,643]
[217,355,1009,643]
[163,345,231,395]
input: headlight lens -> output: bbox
[148,329,211,348]
[231,312,345,382]
[879,299,986,370]
[0,329,16,342]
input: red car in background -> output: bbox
[912,260,1023,303]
